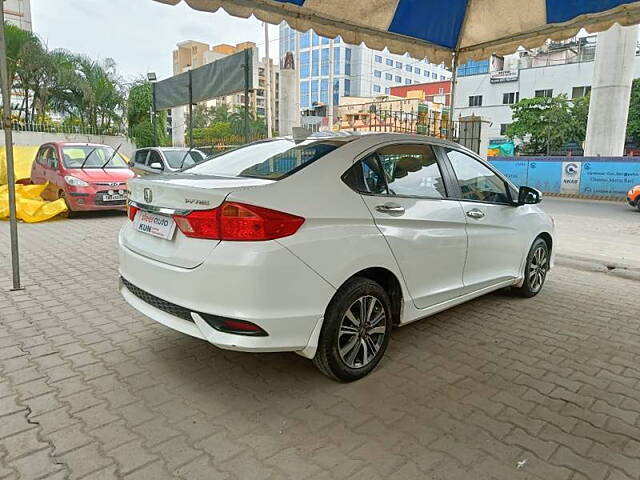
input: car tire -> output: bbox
[58,190,77,219]
[313,277,392,382]
[513,238,549,298]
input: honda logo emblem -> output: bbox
[143,188,153,203]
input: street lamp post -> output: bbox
[147,72,158,146]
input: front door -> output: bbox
[356,143,468,309]
[443,148,525,291]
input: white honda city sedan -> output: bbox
[119,133,553,381]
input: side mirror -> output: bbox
[517,186,542,205]
[149,162,163,170]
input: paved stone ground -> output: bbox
[2,209,640,480]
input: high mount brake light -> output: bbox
[173,202,304,241]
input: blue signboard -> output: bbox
[526,161,563,193]
[489,160,528,186]
[580,161,640,196]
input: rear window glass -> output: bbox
[186,139,348,180]
[163,150,205,169]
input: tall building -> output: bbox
[170,41,279,146]
[453,34,640,155]
[4,0,32,31]
[278,22,451,124]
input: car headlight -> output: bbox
[64,175,89,187]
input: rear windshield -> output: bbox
[163,150,205,169]
[185,139,348,180]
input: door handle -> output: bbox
[375,203,405,215]
[466,208,485,219]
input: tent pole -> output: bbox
[0,3,22,291]
[448,52,459,141]
[188,70,193,148]
[243,48,250,144]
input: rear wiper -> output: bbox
[102,143,122,169]
[179,147,195,170]
[79,147,97,169]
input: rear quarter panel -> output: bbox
[224,139,409,296]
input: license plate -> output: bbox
[103,194,126,201]
[134,211,176,240]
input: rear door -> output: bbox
[31,147,48,186]
[354,142,468,309]
[132,149,149,175]
[441,148,524,291]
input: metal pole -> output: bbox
[0,3,22,291]
[448,52,459,141]
[263,23,273,138]
[151,81,158,146]
[188,70,193,148]
[243,48,250,143]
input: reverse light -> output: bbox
[173,202,304,241]
[64,175,89,187]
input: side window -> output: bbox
[343,155,386,194]
[48,148,59,169]
[36,148,47,166]
[148,151,164,169]
[446,149,510,204]
[134,150,148,165]
[377,144,446,198]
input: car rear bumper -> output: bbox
[118,232,335,355]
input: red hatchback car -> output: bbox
[30,142,134,214]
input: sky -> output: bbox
[31,0,280,82]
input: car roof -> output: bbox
[46,142,114,148]
[272,132,478,157]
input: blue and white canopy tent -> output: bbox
[153,0,640,63]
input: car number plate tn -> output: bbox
[134,211,176,240]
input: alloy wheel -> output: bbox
[338,295,387,369]
[528,246,548,292]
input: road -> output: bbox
[541,197,640,272]
[0,198,640,480]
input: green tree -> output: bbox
[126,80,167,148]
[507,95,589,154]
[627,79,640,144]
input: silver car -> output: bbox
[131,147,206,175]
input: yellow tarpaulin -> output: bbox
[0,145,39,184]
[0,183,67,223]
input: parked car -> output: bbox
[130,147,206,175]
[30,142,134,215]
[119,133,554,381]
[628,184,640,210]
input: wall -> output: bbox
[0,131,136,158]
[490,157,640,197]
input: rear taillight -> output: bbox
[173,202,304,241]
[127,204,139,221]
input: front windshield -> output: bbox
[163,150,205,169]
[62,146,129,169]
[186,139,346,180]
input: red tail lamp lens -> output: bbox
[173,209,220,239]
[172,202,304,241]
[127,204,139,221]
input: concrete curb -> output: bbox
[543,193,628,202]
[555,255,640,282]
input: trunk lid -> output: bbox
[123,174,274,268]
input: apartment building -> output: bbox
[4,0,32,31]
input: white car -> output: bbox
[119,133,554,381]
[130,147,207,175]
